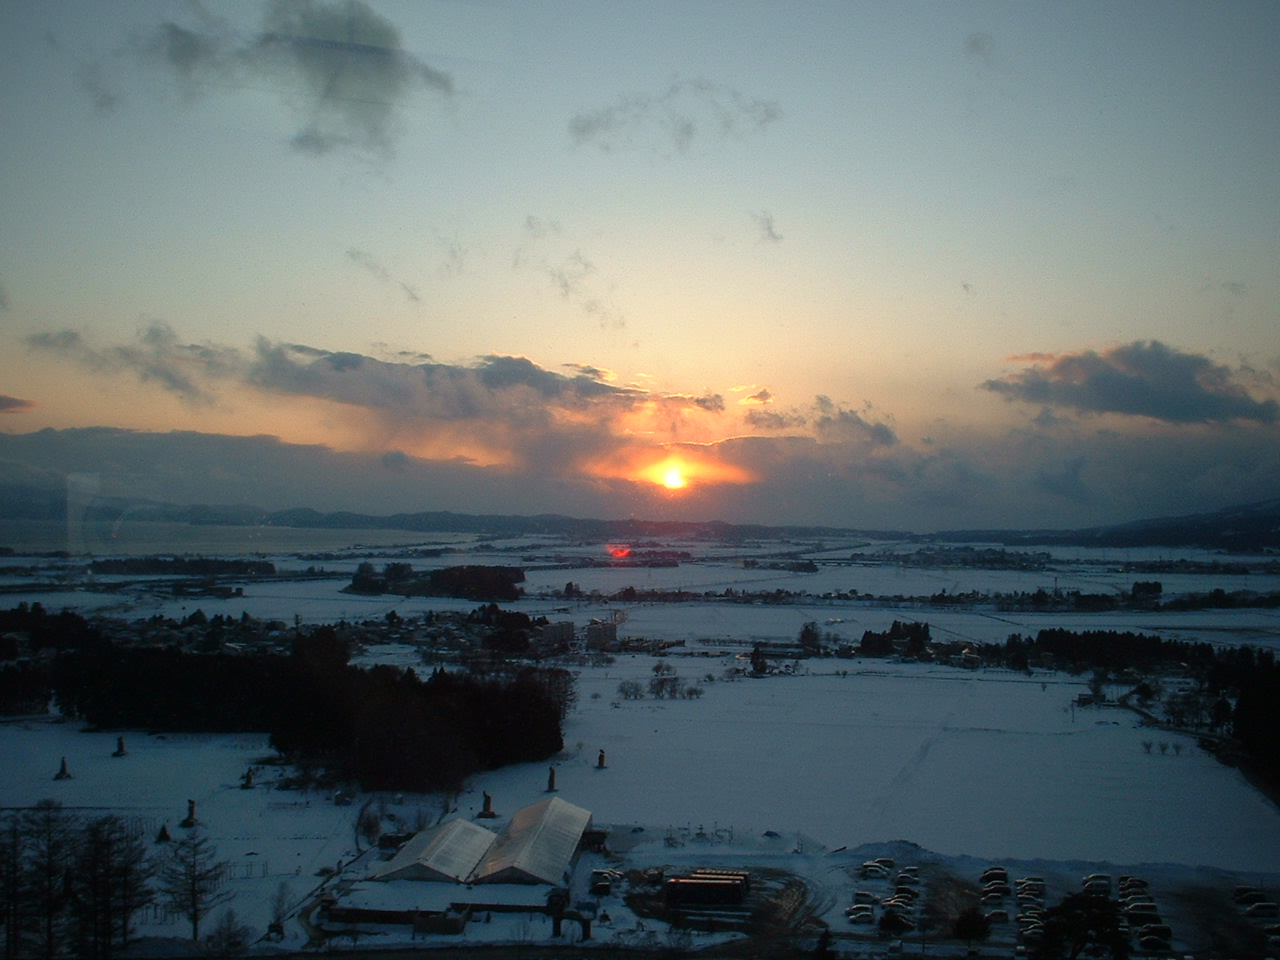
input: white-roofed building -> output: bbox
[470,796,593,885]
[366,796,593,888]
[368,818,498,883]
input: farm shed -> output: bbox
[470,796,593,885]
[369,818,498,883]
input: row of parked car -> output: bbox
[845,858,921,928]
[975,867,1174,954]
[1233,884,1280,955]
[977,865,1048,944]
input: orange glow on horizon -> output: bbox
[586,450,756,490]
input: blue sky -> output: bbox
[1,0,1277,531]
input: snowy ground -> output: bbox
[6,654,1280,954]
[4,528,1280,953]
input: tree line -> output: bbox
[0,801,245,959]
[2,606,569,794]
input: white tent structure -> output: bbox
[368,818,497,883]
[470,796,592,885]
[369,796,592,887]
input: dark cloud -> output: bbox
[739,397,898,446]
[744,408,803,431]
[0,395,35,414]
[570,78,780,153]
[380,450,409,470]
[750,210,782,243]
[74,60,120,111]
[1033,457,1091,503]
[812,396,898,446]
[562,362,614,382]
[983,340,1279,424]
[135,0,452,158]
[27,322,242,404]
[964,32,997,61]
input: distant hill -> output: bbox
[932,497,1280,552]
[5,481,1278,551]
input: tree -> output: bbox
[158,831,232,941]
[799,621,821,654]
[23,800,73,960]
[1,810,29,960]
[71,815,154,959]
[1036,893,1128,960]
[205,908,253,958]
[951,905,991,947]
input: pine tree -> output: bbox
[158,831,232,941]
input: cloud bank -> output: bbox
[983,340,1279,424]
[19,326,1280,531]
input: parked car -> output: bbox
[1137,923,1172,940]
[985,910,1009,924]
[1236,890,1269,906]
[846,905,876,924]
[1233,885,1262,902]
[1138,935,1171,952]
[1246,902,1279,919]
[854,890,878,905]
[982,867,1009,883]
[985,882,1013,896]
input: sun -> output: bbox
[661,465,688,490]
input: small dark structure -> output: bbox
[54,757,73,780]
[664,869,751,907]
[596,749,606,769]
[477,791,498,819]
[180,799,199,828]
[547,767,557,791]
[112,736,127,757]
[156,825,172,843]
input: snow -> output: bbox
[4,531,1280,952]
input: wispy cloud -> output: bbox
[570,78,780,154]
[26,323,242,405]
[346,248,419,302]
[743,396,897,447]
[0,395,35,414]
[514,216,625,328]
[982,340,1279,424]
[750,211,782,243]
[133,0,452,158]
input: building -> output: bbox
[368,796,592,887]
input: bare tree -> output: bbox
[205,908,253,957]
[23,800,73,960]
[82,815,153,957]
[158,830,232,941]
[1,810,29,960]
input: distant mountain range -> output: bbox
[934,497,1280,552]
[4,483,1278,551]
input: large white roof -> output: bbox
[369,818,497,883]
[470,796,592,885]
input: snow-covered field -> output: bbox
[6,655,1280,952]
[4,528,1280,952]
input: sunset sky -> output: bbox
[1,0,1278,532]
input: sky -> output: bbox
[1,0,1278,533]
